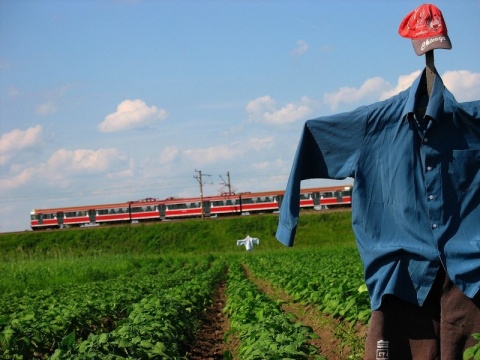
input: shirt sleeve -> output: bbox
[275,106,368,247]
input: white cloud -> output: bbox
[1,147,132,191]
[246,95,276,116]
[252,157,285,171]
[324,70,480,109]
[159,146,179,164]
[0,168,35,189]
[291,40,309,56]
[379,70,480,102]
[246,96,315,125]
[98,99,168,132]
[442,70,480,102]
[184,137,274,166]
[0,125,43,153]
[45,148,127,175]
[184,145,243,165]
[246,136,274,151]
[323,77,391,110]
[36,101,58,116]
[106,158,135,179]
[380,71,421,100]
[247,70,480,124]
[0,125,43,166]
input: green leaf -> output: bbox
[140,340,153,348]
[152,342,166,355]
[98,333,109,344]
[59,331,76,349]
[463,347,475,360]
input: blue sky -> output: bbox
[1,0,479,232]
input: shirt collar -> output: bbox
[402,68,445,122]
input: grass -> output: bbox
[0,211,355,295]
[0,211,355,259]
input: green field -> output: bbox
[1,211,479,359]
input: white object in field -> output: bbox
[236,235,259,251]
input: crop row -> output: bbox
[224,261,323,360]
[0,257,224,359]
[2,248,369,359]
[51,259,226,359]
[242,248,371,325]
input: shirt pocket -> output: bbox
[448,149,480,192]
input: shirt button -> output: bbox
[424,137,428,143]
[428,195,434,200]
[432,223,438,229]
[426,166,432,171]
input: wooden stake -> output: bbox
[425,50,435,97]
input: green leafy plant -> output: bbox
[464,333,480,360]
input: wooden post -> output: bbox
[425,50,435,97]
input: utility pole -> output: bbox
[194,169,211,220]
[219,171,232,195]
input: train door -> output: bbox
[312,192,321,206]
[57,212,64,227]
[336,190,343,203]
[276,194,284,209]
[158,204,166,220]
[203,201,211,217]
[88,209,96,223]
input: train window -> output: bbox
[226,200,233,205]
[169,203,187,210]
[242,198,253,204]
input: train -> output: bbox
[30,185,352,230]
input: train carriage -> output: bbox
[30,185,352,230]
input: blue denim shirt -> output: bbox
[276,69,480,310]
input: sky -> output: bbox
[1,0,479,232]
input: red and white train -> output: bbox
[30,185,352,230]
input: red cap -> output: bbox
[398,3,452,56]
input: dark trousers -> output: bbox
[365,267,480,360]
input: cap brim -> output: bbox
[412,35,452,56]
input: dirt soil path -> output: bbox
[187,281,233,359]
[187,264,367,359]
